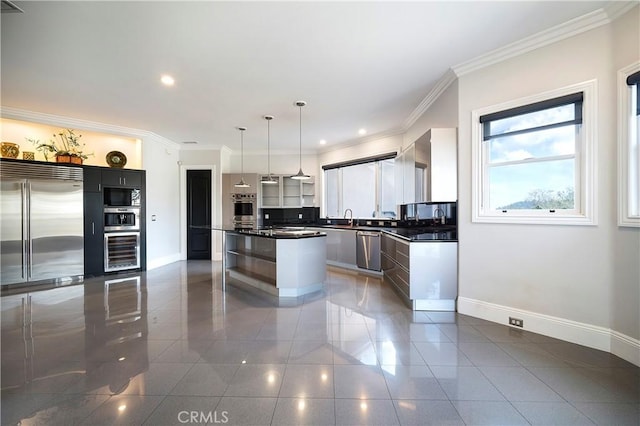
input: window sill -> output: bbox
[473,212,597,226]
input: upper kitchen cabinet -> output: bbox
[396,128,457,205]
[395,143,419,205]
[422,128,457,202]
[101,168,143,188]
[258,175,315,208]
[83,166,103,193]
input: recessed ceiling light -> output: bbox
[319,139,326,145]
[358,128,367,136]
[160,75,175,86]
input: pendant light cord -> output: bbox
[267,118,271,176]
[299,104,303,169]
[240,129,244,179]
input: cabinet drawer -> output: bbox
[381,252,395,271]
[381,234,395,255]
[395,250,409,269]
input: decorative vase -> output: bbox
[22,151,35,161]
[56,154,83,165]
[1,142,20,158]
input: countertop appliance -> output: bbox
[0,162,84,286]
[356,231,381,271]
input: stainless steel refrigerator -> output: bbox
[1,161,84,286]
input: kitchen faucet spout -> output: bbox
[343,208,353,227]
[433,207,446,225]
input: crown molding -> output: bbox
[452,3,637,77]
[402,68,457,130]
[0,106,181,149]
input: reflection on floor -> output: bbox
[1,261,639,425]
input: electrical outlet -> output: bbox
[509,317,524,328]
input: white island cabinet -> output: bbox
[225,230,326,297]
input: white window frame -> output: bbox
[323,155,395,219]
[618,62,640,227]
[472,80,597,225]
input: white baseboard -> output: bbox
[610,330,640,367]
[458,297,639,367]
[146,253,181,270]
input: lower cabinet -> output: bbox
[83,192,104,276]
[307,227,357,269]
[381,233,411,301]
[381,232,458,311]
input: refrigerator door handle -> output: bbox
[25,182,32,279]
[20,182,29,280]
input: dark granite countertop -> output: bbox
[303,224,457,242]
[227,229,326,239]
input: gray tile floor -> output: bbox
[1,260,639,425]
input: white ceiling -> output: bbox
[1,1,614,154]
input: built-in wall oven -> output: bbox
[232,193,257,229]
[103,187,141,272]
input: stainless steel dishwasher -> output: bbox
[356,231,381,271]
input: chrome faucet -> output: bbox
[433,207,446,225]
[343,208,353,227]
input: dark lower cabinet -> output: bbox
[84,192,104,276]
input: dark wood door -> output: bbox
[187,170,212,260]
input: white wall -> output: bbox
[235,151,318,177]
[142,135,182,269]
[610,6,640,352]
[454,7,639,363]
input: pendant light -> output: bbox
[291,100,310,180]
[261,115,278,184]
[234,126,250,188]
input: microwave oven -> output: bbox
[104,187,141,207]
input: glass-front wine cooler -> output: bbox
[104,232,140,272]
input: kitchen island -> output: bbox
[225,229,327,297]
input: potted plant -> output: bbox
[27,129,92,164]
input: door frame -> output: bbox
[179,165,219,260]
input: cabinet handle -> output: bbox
[98,183,101,192]
[92,222,95,235]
